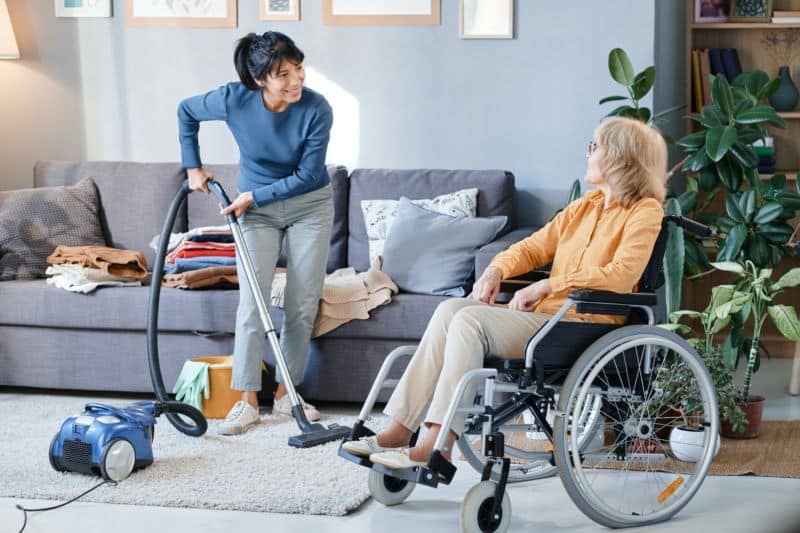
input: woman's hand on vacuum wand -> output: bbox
[220,191,254,218]
[187,167,213,194]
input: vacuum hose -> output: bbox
[146,180,235,437]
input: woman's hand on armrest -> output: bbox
[508,279,552,312]
[471,266,503,304]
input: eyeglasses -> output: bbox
[587,141,598,156]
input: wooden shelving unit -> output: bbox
[684,0,800,358]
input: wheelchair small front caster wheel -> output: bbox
[100,438,136,482]
[460,480,511,533]
[367,470,415,506]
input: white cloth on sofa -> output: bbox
[45,264,142,294]
[270,259,398,337]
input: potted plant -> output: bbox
[660,285,749,459]
[710,260,800,437]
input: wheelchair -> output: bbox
[339,216,719,532]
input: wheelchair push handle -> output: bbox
[665,215,712,238]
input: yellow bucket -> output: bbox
[190,355,239,419]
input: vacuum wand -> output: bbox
[207,180,351,447]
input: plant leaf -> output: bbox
[773,268,800,290]
[705,126,738,162]
[711,74,733,118]
[729,142,760,168]
[677,131,707,149]
[756,77,781,100]
[652,103,687,122]
[735,105,785,125]
[754,202,784,225]
[632,66,656,100]
[738,189,757,221]
[664,198,684,316]
[608,48,635,86]
[716,225,747,261]
[768,305,800,341]
[599,95,629,105]
[701,105,723,127]
[726,195,746,223]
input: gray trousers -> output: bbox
[231,184,333,391]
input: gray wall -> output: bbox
[2,1,669,226]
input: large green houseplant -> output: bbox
[708,260,800,437]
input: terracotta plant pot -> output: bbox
[721,395,765,439]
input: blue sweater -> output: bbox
[178,82,333,207]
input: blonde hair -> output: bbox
[594,117,667,207]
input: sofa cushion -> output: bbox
[0,178,107,280]
[34,161,187,268]
[0,279,446,341]
[382,198,507,296]
[348,169,516,272]
[361,187,477,265]
[188,164,349,273]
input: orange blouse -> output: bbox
[488,189,663,324]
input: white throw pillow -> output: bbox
[361,188,478,265]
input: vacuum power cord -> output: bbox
[16,480,116,533]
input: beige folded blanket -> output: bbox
[271,259,398,337]
[47,245,148,280]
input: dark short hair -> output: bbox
[234,31,305,90]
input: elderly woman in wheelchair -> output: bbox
[339,117,719,531]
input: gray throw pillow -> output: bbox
[0,177,107,280]
[382,197,506,296]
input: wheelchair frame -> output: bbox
[338,216,719,530]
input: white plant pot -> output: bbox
[669,426,720,462]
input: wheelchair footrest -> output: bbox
[338,445,375,468]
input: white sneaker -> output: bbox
[369,449,425,469]
[218,400,260,436]
[342,436,396,457]
[272,393,321,422]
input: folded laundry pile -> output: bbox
[45,245,148,293]
[151,225,238,289]
[271,258,398,337]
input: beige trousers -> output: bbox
[383,297,560,436]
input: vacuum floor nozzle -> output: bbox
[289,423,352,448]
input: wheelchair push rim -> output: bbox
[554,327,718,528]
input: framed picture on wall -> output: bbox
[459,0,513,39]
[322,0,440,26]
[55,0,112,18]
[694,0,730,23]
[729,0,773,22]
[260,0,300,21]
[125,0,237,28]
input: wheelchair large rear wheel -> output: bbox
[553,326,718,528]
[457,389,603,483]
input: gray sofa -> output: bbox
[0,161,533,402]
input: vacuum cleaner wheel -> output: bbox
[100,438,136,481]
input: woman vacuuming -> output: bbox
[177,31,333,435]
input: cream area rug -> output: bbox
[0,392,387,516]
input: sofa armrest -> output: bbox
[474,226,540,279]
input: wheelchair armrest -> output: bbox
[568,289,657,316]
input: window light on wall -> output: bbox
[0,0,19,59]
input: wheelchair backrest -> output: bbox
[636,218,670,294]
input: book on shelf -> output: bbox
[772,17,800,23]
[752,136,774,148]
[708,48,724,77]
[720,48,742,83]
[699,49,712,106]
[691,49,703,113]
[772,10,800,17]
